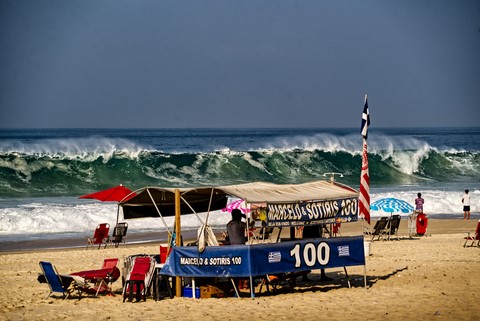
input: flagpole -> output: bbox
[359,94,370,288]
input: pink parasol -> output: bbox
[222,199,250,214]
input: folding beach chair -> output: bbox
[464,219,480,247]
[39,261,84,299]
[159,245,172,264]
[102,257,119,269]
[156,246,174,300]
[267,227,282,243]
[86,223,110,249]
[332,223,341,237]
[364,217,389,241]
[69,258,121,296]
[259,271,310,294]
[110,222,128,248]
[99,258,120,294]
[386,215,401,240]
[122,255,156,302]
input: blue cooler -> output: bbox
[183,286,200,298]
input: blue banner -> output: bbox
[160,236,365,278]
[266,197,359,227]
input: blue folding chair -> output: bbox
[39,261,82,299]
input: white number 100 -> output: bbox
[290,242,330,268]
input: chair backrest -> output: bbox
[113,222,128,238]
[101,258,119,270]
[159,245,172,263]
[332,223,341,234]
[132,257,152,274]
[39,261,64,294]
[92,223,110,244]
[389,215,401,232]
[129,257,155,285]
[269,227,282,243]
[373,217,389,233]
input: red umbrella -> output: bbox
[79,185,135,202]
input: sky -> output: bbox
[0,0,479,129]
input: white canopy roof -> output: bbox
[218,180,358,203]
[120,180,358,218]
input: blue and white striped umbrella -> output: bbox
[370,198,414,214]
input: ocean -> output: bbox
[0,127,479,250]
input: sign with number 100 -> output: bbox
[290,242,331,268]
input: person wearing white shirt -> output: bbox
[462,189,471,220]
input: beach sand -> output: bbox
[0,218,479,321]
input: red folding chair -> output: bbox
[159,245,172,264]
[122,256,156,302]
[101,258,119,269]
[70,258,120,296]
[332,223,341,237]
[464,220,480,247]
[86,223,110,249]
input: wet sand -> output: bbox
[1,215,476,253]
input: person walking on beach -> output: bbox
[415,193,424,213]
[462,189,471,220]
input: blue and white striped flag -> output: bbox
[361,95,370,139]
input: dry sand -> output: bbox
[0,218,479,321]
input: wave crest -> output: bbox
[0,133,479,197]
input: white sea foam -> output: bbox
[0,198,231,243]
[0,189,478,241]
[261,133,360,154]
[369,189,479,218]
[0,137,148,160]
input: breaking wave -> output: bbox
[0,135,478,198]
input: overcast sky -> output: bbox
[0,0,479,129]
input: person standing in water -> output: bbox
[415,193,424,213]
[462,189,471,220]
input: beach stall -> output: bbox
[119,180,366,298]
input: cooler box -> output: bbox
[416,213,428,236]
[183,286,200,298]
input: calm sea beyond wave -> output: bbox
[0,128,479,248]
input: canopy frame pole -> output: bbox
[364,264,367,288]
[245,197,256,297]
[204,188,214,225]
[175,189,182,297]
[146,188,172,237]
[180,195,205,225]
[244,199,251,243]
[116,204,120,226]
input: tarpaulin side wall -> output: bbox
[160,236,365,278]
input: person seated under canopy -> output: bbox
[226,209,247,245]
